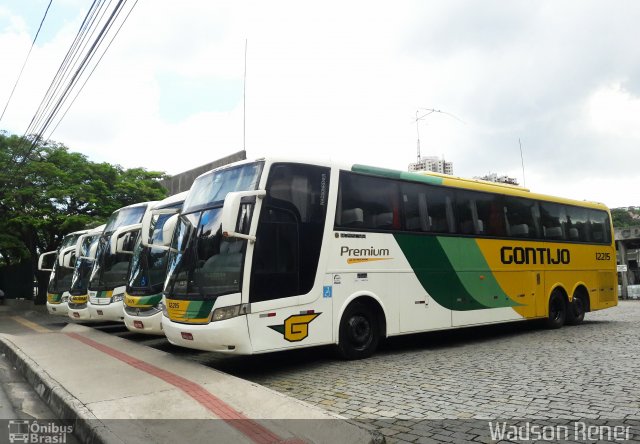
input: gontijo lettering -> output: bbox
[501,246,570,265]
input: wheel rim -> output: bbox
[347,314,372,350]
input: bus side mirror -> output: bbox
[221,190,266,242]
[38,251,57,271]
[60,246,76,269]
[110,224,142,255]
[141,209,180,248]
[76,234,93,260]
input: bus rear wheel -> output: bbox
[545,290,566,329]
[337,302,379,360]
[566,294,586,326]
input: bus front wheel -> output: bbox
[337,302,379,360]
[546,290,566,329]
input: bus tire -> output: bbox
[545,290,566,329]
[337,301,379,360]
[566,294,586,326]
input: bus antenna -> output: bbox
[243,38,247,152]
[519,138,526,188]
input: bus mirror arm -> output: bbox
[38,250,57,272]
[60,246,76,269]
[141,208,180,248]
[110,224,142,255]
[221,190,266,243]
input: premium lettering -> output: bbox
[340,246,390,257]
[500,246,570,265]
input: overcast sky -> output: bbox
[1,0,639,208]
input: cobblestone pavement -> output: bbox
[5,301,640,443]
[186,302,640,443]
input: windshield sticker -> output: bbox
[269,313,321,342]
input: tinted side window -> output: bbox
[589,210,612,244]
[504,197,538,239]
[540,203,567,240]
[400,182,455,233]
[336,172,400,230]
[455,191,506,237]
[565,206,591,242]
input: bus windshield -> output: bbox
[165,207,246,301]
[104,205,147,234]
[89,205,147,291]
[165,163,263,301]
[182,162,263,213]
[48,261,75,293]
[127,212,176,295]
[47,233,84,293]
[70,234,101,296]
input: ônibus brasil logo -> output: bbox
[7,420,73,443]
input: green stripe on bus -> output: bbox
[393,234,519,310]
[437,237,521,308]
[352,165,444,185]
[132,294,163,306]
[185,300,215,319]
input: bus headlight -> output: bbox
[211,304,250,322]
[112,294,124,303]
[159,300,168,317]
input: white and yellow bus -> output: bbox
[86,202,156,322]
[161,159,617,359]
[67,224,105,320]
[38,229,89,316]
[121,192,188,335]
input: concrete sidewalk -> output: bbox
[0,323,381,444]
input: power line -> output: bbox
[25,0,106,139]
[32,0,127,142]
[0,0,54,125]
[17,0,139,161]
[49,0,140,139]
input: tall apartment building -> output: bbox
[408,156,453,175]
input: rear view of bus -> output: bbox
[38,229,89,316]
[87,202,154,322]
[123,192,187,335]
[68,225,105,320]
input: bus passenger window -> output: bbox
[336,172,399,231]
[589,210,611,244]
[540,202,567,241]
[565,206,590,242]
[504,197,538,239]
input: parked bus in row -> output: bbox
[38,229,89,316]
[86,202,156,322]
[160,158,616,359]
[118,192,188,335]
[68,225,106,320]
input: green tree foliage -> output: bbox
[612,207,640,228]
[0,131,167,268]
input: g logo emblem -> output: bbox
[269,313,321,342]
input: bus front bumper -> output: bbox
[162,315,252,354]
[88,301,124,322]
[124,310,163,335]
[68,305,92,321]
[47,302,69,316]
